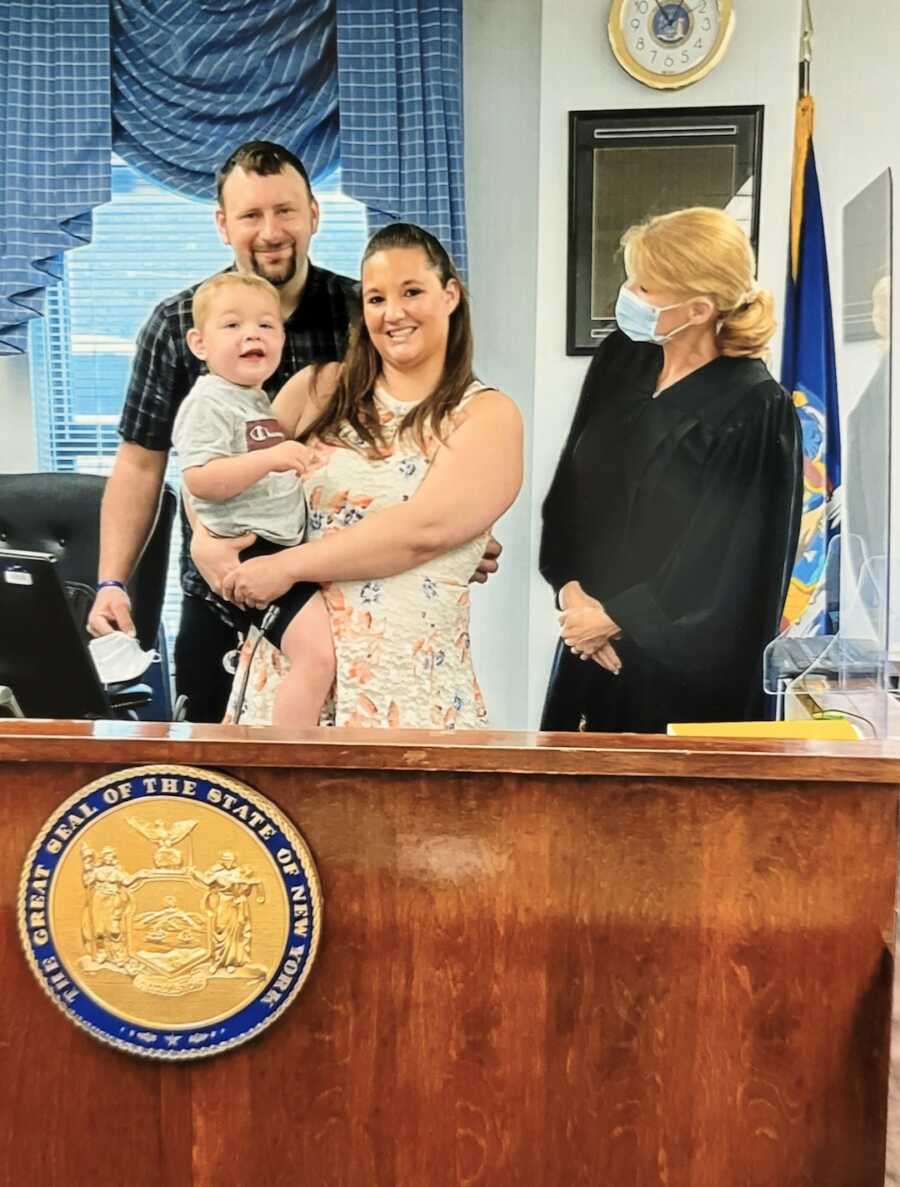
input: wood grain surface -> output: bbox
[2,718,900,781]
[0,724,895,1186]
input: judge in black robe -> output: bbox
[540,329,803,733]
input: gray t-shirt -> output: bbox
[172,373,306,547]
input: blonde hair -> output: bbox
[621,207,776,358]
[191,272,282,329]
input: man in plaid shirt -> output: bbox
[87,141,359,721]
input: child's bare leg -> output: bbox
[271,592,335,727]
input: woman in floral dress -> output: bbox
[205,223,522,729]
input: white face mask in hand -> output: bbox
[88,631,159,685]
[614,284,691,345]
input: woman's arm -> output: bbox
[185,492,257,595]
[223,391,523,605]
[273,362,341,437]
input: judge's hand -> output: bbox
[222,550,296,610]
[557,582,623,669]
[570,635,623,675]
[191,523,257,595]
[563,635,623,674]
[559,603,620,650]
[470,534,502,584]
[588,639,622,675]
[558,583,620,648]
[559,580,596,610]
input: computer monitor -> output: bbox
[0,687,24,718]
[0,549,110,718]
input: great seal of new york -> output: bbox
[17,765,322,1060]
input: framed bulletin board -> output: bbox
[567,105,764,354]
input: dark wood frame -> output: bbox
[567,104,765,355]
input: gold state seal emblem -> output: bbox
[18,765,322,1059]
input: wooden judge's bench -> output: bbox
[0,720,896,1187]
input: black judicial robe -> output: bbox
[539,331,803,733]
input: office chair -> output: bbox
[0,473,177,717]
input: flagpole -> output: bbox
[781,0,842,635]
[790,0,815,282]
[799,0,813,98]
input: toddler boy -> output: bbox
[172,272,333,726]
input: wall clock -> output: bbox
[608,0,735,90]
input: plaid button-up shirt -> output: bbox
[119,263,359,617]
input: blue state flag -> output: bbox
[780,95,841,635]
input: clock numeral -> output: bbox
[612,0,724,85]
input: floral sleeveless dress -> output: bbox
[225,382,492,729]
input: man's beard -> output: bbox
[251,245,297,287]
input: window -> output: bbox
[30,157,367,653]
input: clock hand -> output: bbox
[653,0,678,29]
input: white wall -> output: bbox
[523,0,802,724]
[464,0,543,728]
[0,355,37,472]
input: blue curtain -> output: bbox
[0,2,111,356]
[336,0,468,275]
[111,0,340,200]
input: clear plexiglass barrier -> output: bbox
[764,168,895,737]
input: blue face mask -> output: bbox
[615,284,690,344]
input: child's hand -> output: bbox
[266,440,313,476]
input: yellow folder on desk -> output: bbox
[666,718,862,740]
